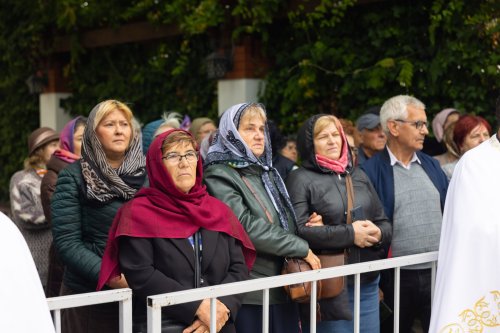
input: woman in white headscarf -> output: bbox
[204,103,320,333]
[432,108,460,165]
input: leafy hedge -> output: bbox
[0,0,498,201]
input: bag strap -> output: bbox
[194,231,202,288]
[240,175,274,224]
[345,173,355,225]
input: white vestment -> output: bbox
[429,135,500,332]
[0,212,55,333]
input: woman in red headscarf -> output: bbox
[98,129,255,333]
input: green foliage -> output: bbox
[0,0,498,202]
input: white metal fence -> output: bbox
[147,251,438,333]
[44,252,437,333]
[46,288,133,333]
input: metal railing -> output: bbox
[147,251,438,333]
[47,288,133,333]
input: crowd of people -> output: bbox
[3,94,499,333]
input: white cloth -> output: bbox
[0,212,55,333]
[429,135,500,332]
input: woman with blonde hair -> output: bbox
[51,100,146,332]
[10,126,59,291]
[286,114,391,333]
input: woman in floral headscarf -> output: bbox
[203,102,321,333]
[51,100,146,333]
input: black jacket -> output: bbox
[119,228,249,333]
[285,114,392,321]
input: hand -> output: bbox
[352,220,380,248]
[107,274,129,289]
[305,212,324,227]
[303,249,321,270]
[195,299,230,332]
[182,319,209,333]
[379,288,384,302]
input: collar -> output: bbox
[386,146,421,170]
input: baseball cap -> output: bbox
[356,114,381,131]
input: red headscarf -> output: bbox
[97,129,256,290]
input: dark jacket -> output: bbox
[204,163,309,305]
[119,229,248,333]
[51,162,133,292]
[360,147,448,221]
[40,155,70,225]
[272,154,296,181]
[286,114,392,321]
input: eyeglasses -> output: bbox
[394,119,428,130]
[162,151,199,164]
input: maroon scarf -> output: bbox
[97,129,256,290]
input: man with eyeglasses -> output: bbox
[361,95,448,333]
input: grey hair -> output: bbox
[153,111,182,137]
[380,95,425,134]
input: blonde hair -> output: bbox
[23,149,45,170]
[314,115,342,138]
[93,100,133,131]
[241,104,267,123]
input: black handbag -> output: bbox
[133,231,203,333]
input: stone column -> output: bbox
[39,62,72,131]
[217,38,269,116]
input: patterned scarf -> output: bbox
[81,102,146,202]
[205,103,295,231]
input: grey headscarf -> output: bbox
[81,101,146,202]
[205,103,295,230]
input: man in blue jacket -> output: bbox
[361,95,448,333]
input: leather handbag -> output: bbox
[315,174,355,299]
[133,232,203,333]
[238,175,319,303]
[281,258,322,303]
[317,252,345,299]
[282,174,355,302]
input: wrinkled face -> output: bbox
[280,140,297,162]
[460,124,490,154]
[314,122,343,160]
[391,105,428,152]
[162,142,198,194]
[360,125,387,152]
[197,122,217,144]
[41,140,60,164]
[238,113,266,158]
[95,109,132,160]
[73,125,85,157]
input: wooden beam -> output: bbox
[53,21,180,53]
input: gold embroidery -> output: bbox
[439,290,500,333]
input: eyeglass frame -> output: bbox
[393,119,428,130]
[161,151,199,164]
